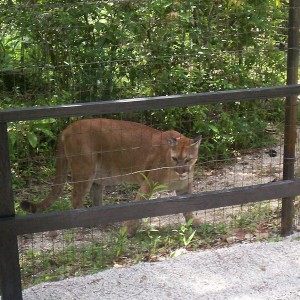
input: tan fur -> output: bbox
[21,118,202,235]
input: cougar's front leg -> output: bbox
[90,183,104,207]
[124,181,151,237]
[176,182,201,227]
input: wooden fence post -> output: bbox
[0,122,23,299]
[281,0,300,236]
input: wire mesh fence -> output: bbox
[0,0,299,297]
[12,102,295,288]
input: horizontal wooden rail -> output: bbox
[1,179,300,236]
[1,85,300,122]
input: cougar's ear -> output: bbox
[167,137,178,147]
[192,135,202,147]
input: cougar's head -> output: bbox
[167,135,202,180]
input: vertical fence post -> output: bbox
[281,0,300,236]
[0,122,23,299]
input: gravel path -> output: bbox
[22,233,300,300]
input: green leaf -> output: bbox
[186,218,194,227]
[36,128,54,138]
[153,184,167,192]
[208,124,219,134]
[184,230,196,246]
[27,132,38,148]
[8,131,17,147]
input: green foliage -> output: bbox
[8,119,56,160]
[0,0,287,163]
[230,202,275,231]
[138,173,168,200]
[0,0,286,102]
[114,226,129,257]
[172,218,196,248]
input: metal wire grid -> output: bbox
[14,105,286,288]
[0,0,296,291]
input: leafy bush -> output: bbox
[0,0,287,162]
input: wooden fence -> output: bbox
[0,1,299,299]
[1,85,300,300]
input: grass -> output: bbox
[20,202,282,289]
[229,202,280,233]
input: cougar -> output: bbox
[21,118,202,235]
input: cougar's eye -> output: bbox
[172,156,178,162]
[185,158,191,164]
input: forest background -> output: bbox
[0,0,289,164]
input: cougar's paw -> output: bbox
[183,213,201,227]
[20,201,37,213]
[191,217,201,227]
[124,220,140,237]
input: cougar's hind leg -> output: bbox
[69,158,96,209]
[90,183,104,206]
[71,180,93,209]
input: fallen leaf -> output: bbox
[235,229,246,240]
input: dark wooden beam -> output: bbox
[1,179,300,236]
[0,85,300,122]
[281,0,300,236]
[0,123,23,300]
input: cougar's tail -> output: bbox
[20,136,68,213]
